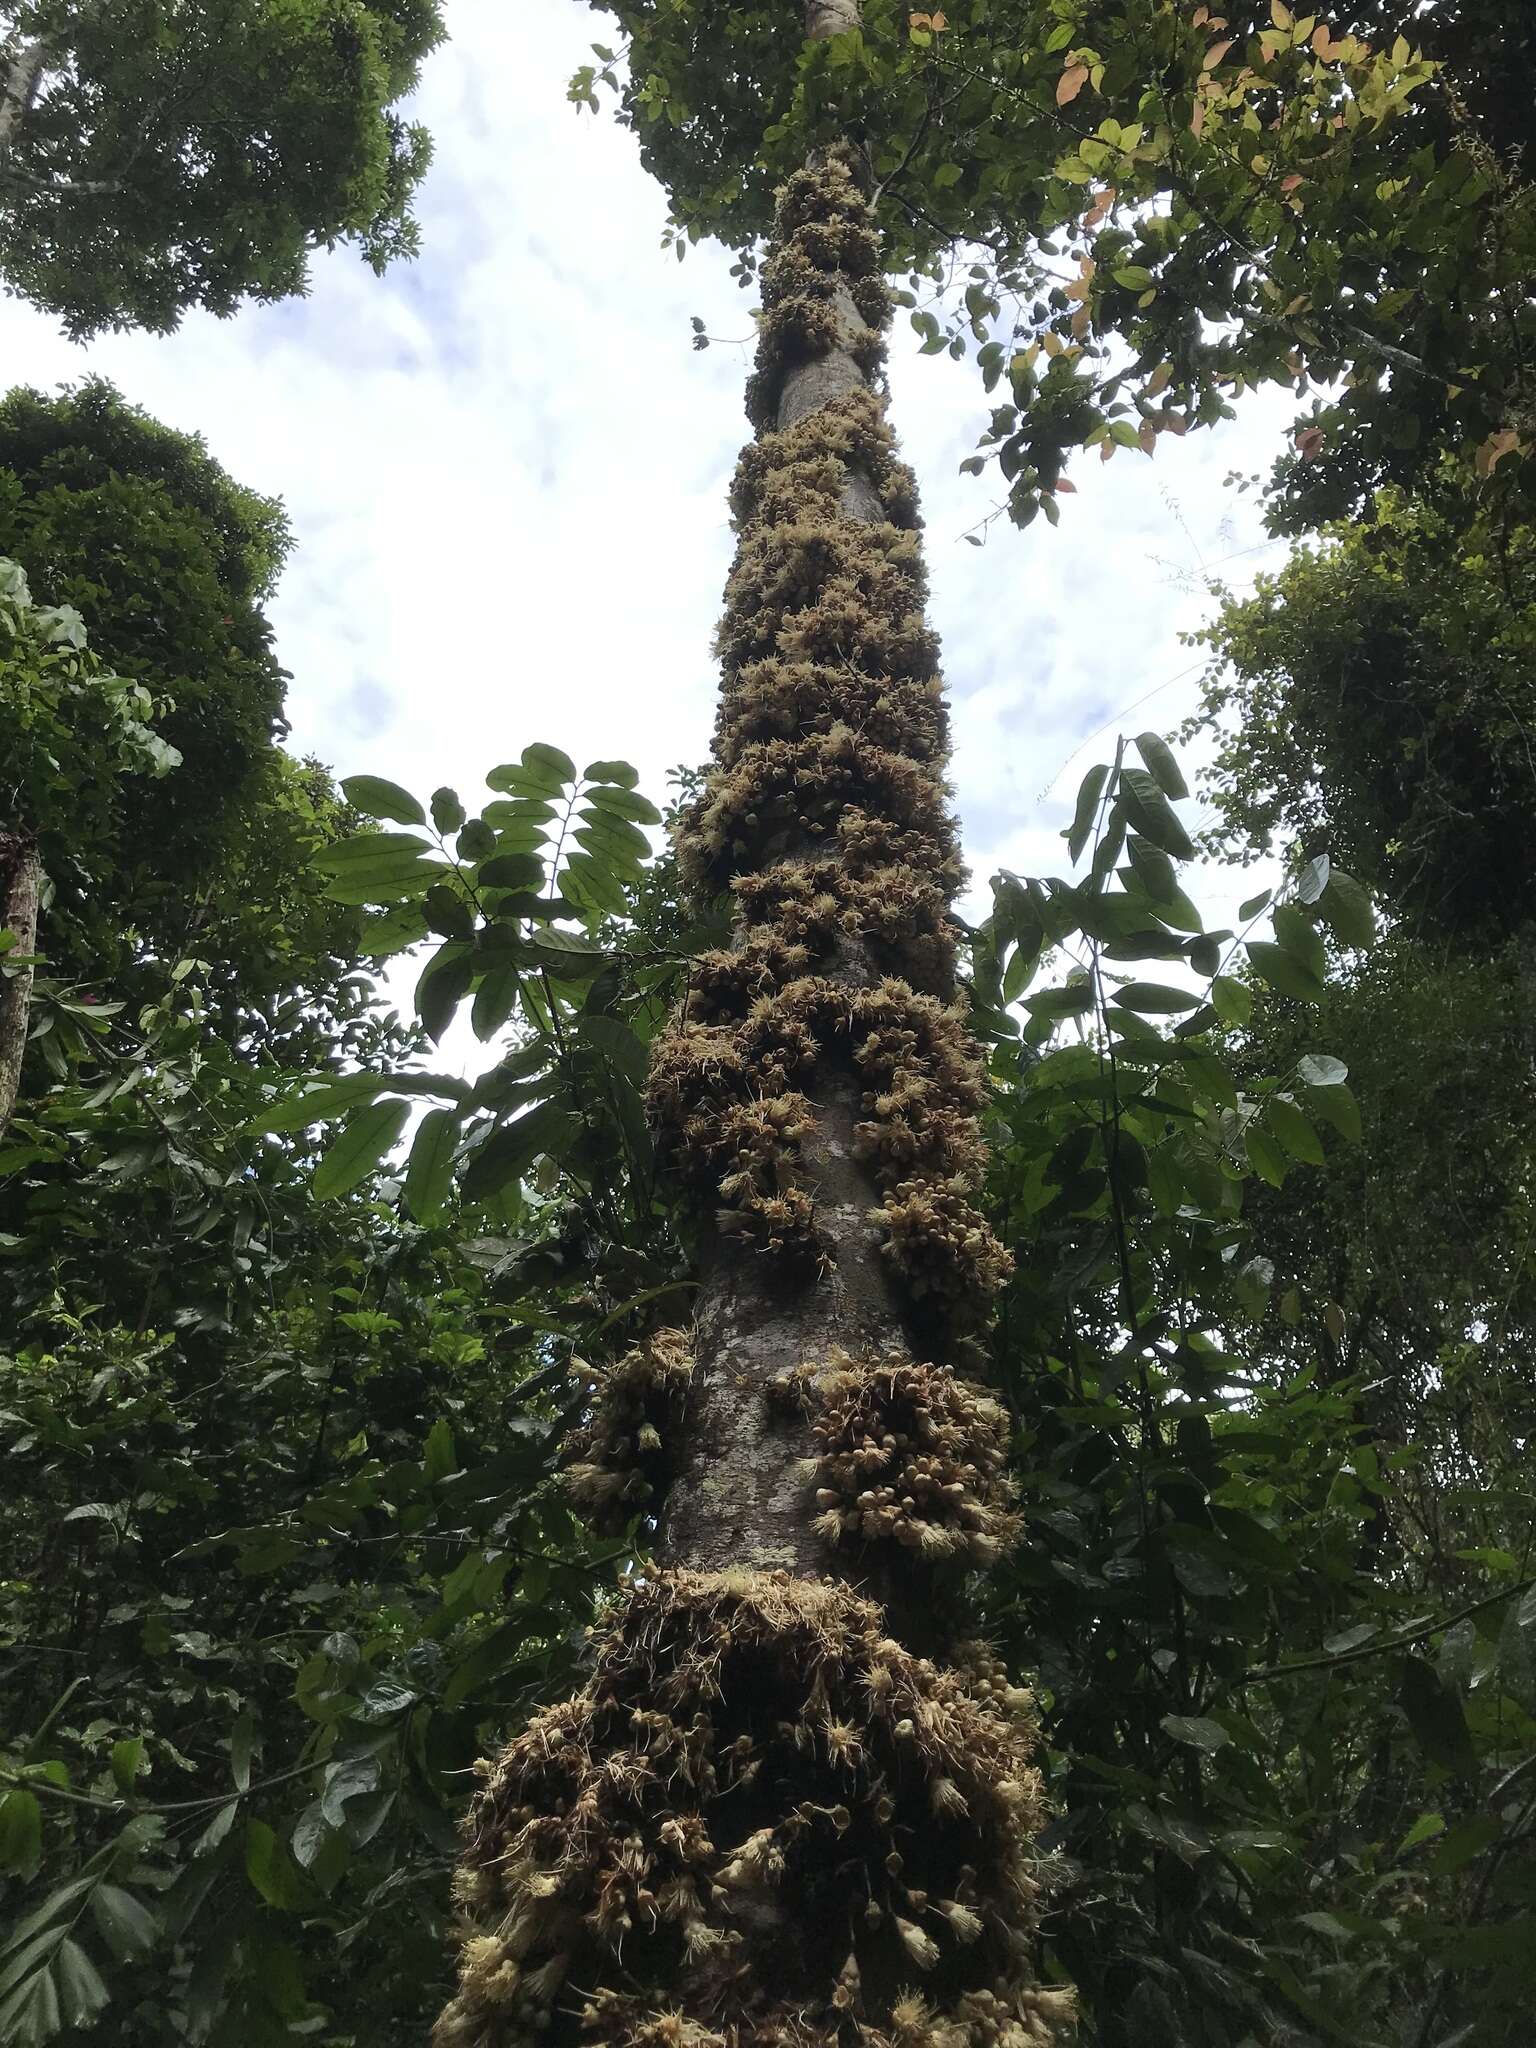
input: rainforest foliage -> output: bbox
[0,0,445,336]
[1,2,1534,2045]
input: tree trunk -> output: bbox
[0,829,40,1138]
[435,8,1072,2043]
[0,39,48,162]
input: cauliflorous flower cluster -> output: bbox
[435,1571,1071,2048]
[743,152,891,428]
[769,1352,1021,1567]
[564,1329,695,1536]
[648,976,1009,1313]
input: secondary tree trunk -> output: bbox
[435,8,1072,2044]
[0,829,40,1138]
[0,39,48,161]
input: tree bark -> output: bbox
[806,0,864,39]
[0,830,40,1138]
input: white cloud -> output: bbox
[0,0,1299,969]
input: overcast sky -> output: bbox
[0,0,1297,938]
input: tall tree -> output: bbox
[0,378,292,932]
[433,9,1070,2047]
[576,0,1529,537]
[0,0,445,335]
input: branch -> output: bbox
[1238,1577,1534,1685]
[0,167,124,197]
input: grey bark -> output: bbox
[662,1067,923,1579]
[0,831,40,1139]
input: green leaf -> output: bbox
[230,1714,254,1794]
[109,1736,143,1795]
[244,1821,314,1912]
[1160,1714,1231,1754]
[1398,1656,1476,1774]
[456,817,496,860]
[1,1879,95,1961]
[0,1921,55,2001]
[1065,761,1109,863]
[54,1941,108,2029]
[312,833,441,904]
[246,1072,386,1134]
[1245,1123,1288,1187]
[312,830,430,871]
[323,857,443,908]
[583,759,639,787]
[1146,1143,1184,1215]
[1246,941,1326,1004]
[247,1071,463,1135]
[462,1103,583,1202]
[1233,1254,1275,1319]
[484,766,558,800]
[404,1108,460,1222]
[576,809,650,860]
[289,1800,335,1873]
[583,784,662,825]
[423,884,475,942]
[527,927,608,974]
[0,1792,42,1877]
[1135,731,1189,799]
[442,1620,543,1711]
[1320,867,1375,947]
[90,1884,159,1962]
[1397,1811,1445,1854]
[1111,981,1201,1014]
[313,1099,410,1199]
[1238,888,1273,921]
[1296,1053,1347,1087]
[1426,1815,1500,1874]
[1120,768,1196,859]
[192,1797,239,1858]
[578,1012,651,1087]
[1180,1049,1239,1109]
[1127,833,1178,904]
[358,904,429,957]
[1024,981,1094,1021]
[1295,853,1330,904]
[522,742,576,787]
[1210,974,1252,1026]
[0,1964,60,2047]
[561,851,629,918]
[1306,1077,1362,1141]
[471,961,521,1042]
[430,786,466,835]
[424,1418,457,1483]
[415,944,474,1044]
[1268,1093,1324,1164]
[1273,903,1326,980]
[339,776,425,827]
[479,852,545,891]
